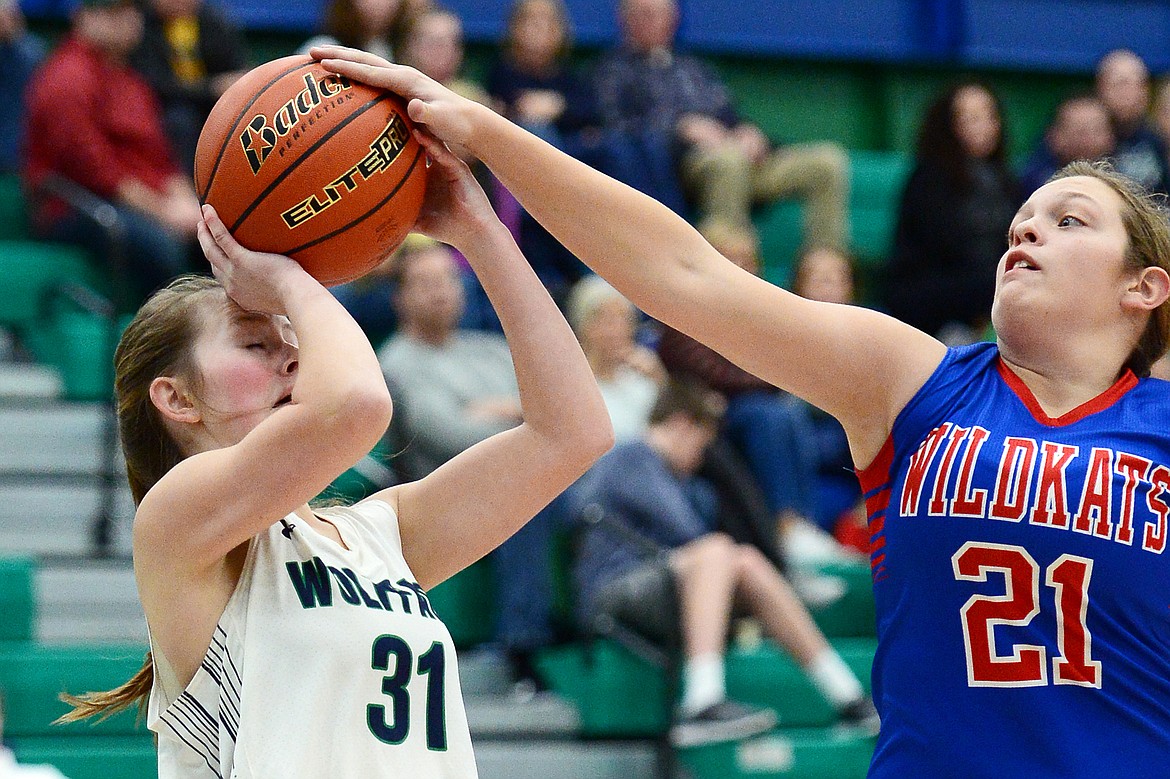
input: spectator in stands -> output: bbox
[486,0,595,303]
[568,272,842,601]
[0,0,45,173]
[1096,49,1170,196]
[1019,94,1115,197]
[789,245,868,551]
[300,0,404,63]
[0,689,69,778]
[487,0,595,151]
[377,239,563,692]
[130,0,249,172]
[566,274,663,442]
[395,6,491,108]
[23,0,202,305]
[1150,77,1170,177]
[886,81,1019,343]
[328,235,413,347]
[657,224,853,567]
[591,0,848,250]
[393,6,504,329]
[571,378,877,747]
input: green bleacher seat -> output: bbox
[724,638,876,725]
[0,556,35,642]
[805,560,877,639]
[0,175,28,240]
[21,310,125,401]
[848,150,911,272]
[755,201,804,288]
[752,151,909,297]
[0,643,150,738]
[679,727,874,779]
[10,735,157,779]
[0,238,123,398]
[426,557,497,649]
[0,240,101,329]
[537,639,671,737]
[536,637,876,737]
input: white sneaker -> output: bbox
[789,570,847,608]
[782,520,860,567]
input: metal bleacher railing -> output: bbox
[29,175,129,557]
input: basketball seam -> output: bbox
[228,94,393,234]
[282,143,426,261]
[197,59,316,203]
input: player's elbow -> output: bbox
[330,382,394,453]
[559,413,615,475]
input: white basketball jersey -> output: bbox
[147,499,478,778]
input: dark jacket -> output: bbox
[885,159,1020,337]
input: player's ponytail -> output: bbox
[56,653,154,724]
[58,276,222,724]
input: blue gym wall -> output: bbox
[24,0,1170,73]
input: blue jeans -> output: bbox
[722,391,818,520]
[491,491,570,652]
[45,205,195,305]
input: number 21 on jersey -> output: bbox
[952,541,1101,688]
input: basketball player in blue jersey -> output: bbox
[57,121,613,777]
[316,47,1170,777]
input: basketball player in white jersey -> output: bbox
[57,128,613,778]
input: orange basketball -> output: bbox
[194,55,427,286]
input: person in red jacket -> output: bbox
[23,0,201,304]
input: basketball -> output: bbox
[194,55,427,286]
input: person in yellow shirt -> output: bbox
[130,0,249,170]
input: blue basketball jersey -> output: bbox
[858,342,1170,778]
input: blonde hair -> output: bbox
[565,274,631,335]
[1049,160,1170,377]
[58,275,224,724]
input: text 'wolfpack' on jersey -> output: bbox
[147,499,477,779]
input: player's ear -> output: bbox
[1123,265,1170,312]
[149,376,201,424]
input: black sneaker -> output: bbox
[506,649,549,693]
[670,700,777,747]
[837,696,881,736]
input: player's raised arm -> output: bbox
[314,48,945,464]
[371,129,613,588]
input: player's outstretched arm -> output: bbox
[370,129,613,589]
[316,48,944,465]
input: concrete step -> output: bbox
[466,691,581,738]
[0,402,119,475]
[0,481,134,557]
[474,740,658,779]
[0,363,62,399]
[35,559,144,644]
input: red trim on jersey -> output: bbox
[996,358,1138,427]
[857,435,896,494]
[857,436,895,581]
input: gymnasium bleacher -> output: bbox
[1,0,1160,776]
